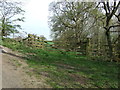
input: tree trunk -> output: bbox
[1,17,5,40]
[106,30,114,61]
[118,35,120,58]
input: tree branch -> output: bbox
[107,2,110,13]
[110,1,120,20]
[102,2,108,16]
[109,24,120,29]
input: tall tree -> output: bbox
[98,1,120,61]
[0,0,25,39]
[49,1,97,51]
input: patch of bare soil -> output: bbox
[1,46,50,88]
[69,73,88,85]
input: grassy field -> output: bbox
[2,38,119,88]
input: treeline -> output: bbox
[48,0,120,62]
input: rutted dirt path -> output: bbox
[1,46,50,88]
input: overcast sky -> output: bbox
[20,0,54,40]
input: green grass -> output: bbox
[2,38,119,88]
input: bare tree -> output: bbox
[98,0,120,61]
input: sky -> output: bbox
[20,0,54,40]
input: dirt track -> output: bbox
[1,46,49,88]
